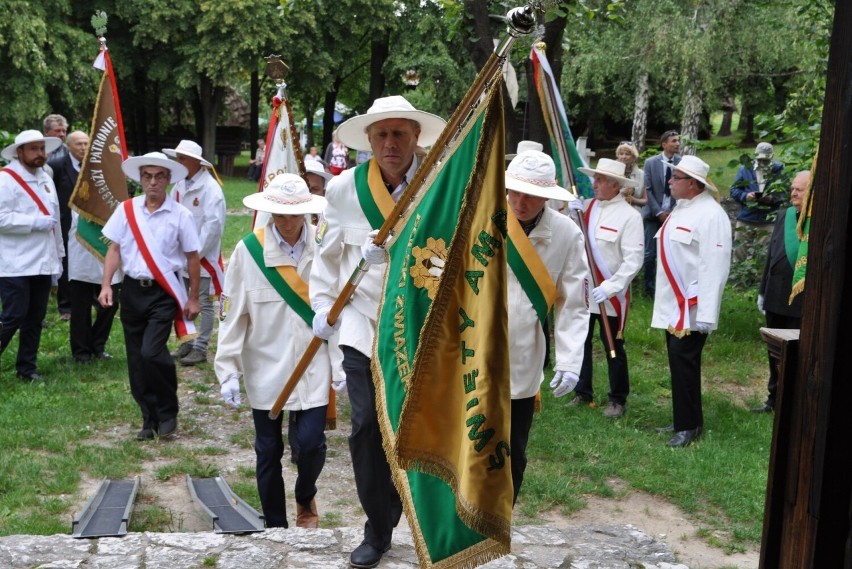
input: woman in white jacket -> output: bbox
[214,173,330,528]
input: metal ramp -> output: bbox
[72,477,140,538]
[186,475,265,534]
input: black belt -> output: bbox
[128,276,156,288]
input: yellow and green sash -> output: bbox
[354,159,395,230]
[506,212,558,324]
[242,228,314,327]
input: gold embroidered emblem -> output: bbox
[409,237,448,300]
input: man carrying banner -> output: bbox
[163,140,226,367]
[570,158,644,418]
[504,149,590,503]
[652,155,731,448]
[98,152,201,440]
[0,130,64,382]
[215,173,330,529]
[310,95,445,569]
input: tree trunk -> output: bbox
[680,83,702,156]
[250,70,259,159]
[369,34,389,104]
[631,72,649,154]
[303,104,316,151]
[737,100,749,131]
[322,76,343,150]
[197,75,224,163]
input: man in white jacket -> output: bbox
[504,150,589,503]
[652,155,732,447]
[571,158,644,418]
[309,95,446,569]
[164,140,226,366]
[215,173,331,528]
[0,130,64,382]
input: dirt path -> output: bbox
[77,363,759,569]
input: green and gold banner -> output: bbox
[373,74,512,568]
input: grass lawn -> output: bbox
[0,163,774,557]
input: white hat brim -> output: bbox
[162,148,213,168]
[1,137,63,161]
[666,162,717,192]
[242,191,327,215]
[304,166,333,182]
[577,166,640,188]
[505,176,573,201]
[336,110,447,152]
[122,155,188,183]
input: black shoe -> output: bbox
[157,417,178,438]
[655,424,674,433]
[350,541,388,569]
[17,372,44,382]
[136,428,155,441]
[750,403,773,413]
[95,352,113,361]
[667,427,702,448]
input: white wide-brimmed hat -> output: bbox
[1,130,62,161]
[505,150,573,201]
[243,173,327,215]
[666,155,717,192]
[578,158,639,188]
[162,139,212,168]
[304,158,333,181]
[336,95,447,152]
[506,140,544,160]
[122,152,188,183]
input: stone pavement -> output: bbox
[0,524,691,568]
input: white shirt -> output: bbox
[170,168,226,278]
[68,211,122,285]
[272,223,306,263]
[102,195,200,279]
[0,159,63,277]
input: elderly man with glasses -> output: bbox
[99,152,201,441]
[651,155,731,448]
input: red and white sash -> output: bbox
[584,199,629,337]
[124,199,197,341]
[175,187,224,296]
[659,217,697,335]
[1,167,51,216]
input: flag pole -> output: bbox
[268,4,540,420]
[534,43,617,358]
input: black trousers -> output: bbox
[510,396,536,505]
[119,278,179,430]
[341,346,402,550]
[69,280,119,360]
[576,313,630,405]
[253,405,327,528]
[764,311,801,406]
[666,330,708,432]
[0,275,51,375]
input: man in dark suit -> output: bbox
[753,170,809,413]
[48,130,89,320]
[641,130,681,297]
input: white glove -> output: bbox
[331,377,347,393]
[549,370,579,398]
[567,198,584,212]
[694,321,713,334]
[32,216,56,231]
[757,294,765,315]
[591,285,608,304]
[361,229,388,265]
[312,306,339,340]
[220,374,241,407]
